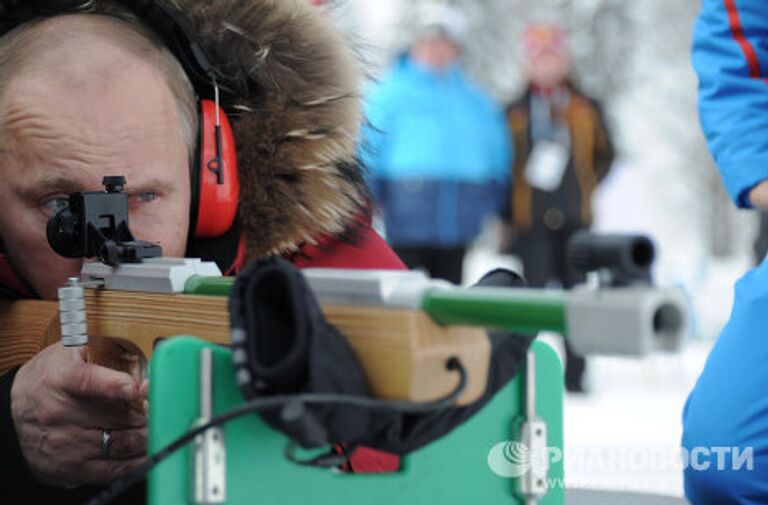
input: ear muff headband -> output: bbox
[0,0,240,240]
[0,0,231,99]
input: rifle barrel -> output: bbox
[423,287,567,335]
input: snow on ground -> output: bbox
[561,341,711,496]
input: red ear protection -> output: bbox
[192,98,239,238]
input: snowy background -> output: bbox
[323,0,762,498]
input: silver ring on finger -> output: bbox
[102,429,112,459]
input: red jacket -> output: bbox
[293,226,405,271]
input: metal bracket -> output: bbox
[518,351,549,504]
[191,348,226,504]
[519,419,549,500]
[81,257,221,293]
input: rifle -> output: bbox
[0,178,688,406]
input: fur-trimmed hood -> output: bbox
[179,0,369,259]
[0,0,369,260]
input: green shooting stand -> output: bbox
[148,338,565,504]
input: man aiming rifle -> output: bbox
[0,0,404,500]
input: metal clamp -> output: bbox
[191,347,226,504]
[518,351,549,504]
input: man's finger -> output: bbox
[79,427,147,461]
[62,398,148,430]
[59,359,142,404]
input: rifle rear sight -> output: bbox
[46,176,163,267]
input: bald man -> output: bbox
[0,1,405,500]
[3,14,187,491]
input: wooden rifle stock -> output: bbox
[0,290,490,405]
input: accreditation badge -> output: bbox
[524,140,569,192]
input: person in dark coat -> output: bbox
[505,23,614,392]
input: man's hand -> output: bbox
[10,341,148,488]
[749,180,768,209]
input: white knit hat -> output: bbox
[416,3,468,46]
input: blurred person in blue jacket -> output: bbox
[683,1,768,502]
[361,4,512,284]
